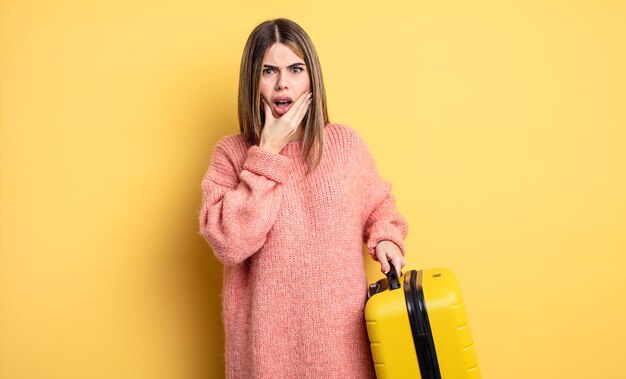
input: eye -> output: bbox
[292,66,304,73]
[262,68,274,75]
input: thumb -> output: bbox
[376,250,390,274]
[261,98,273,120]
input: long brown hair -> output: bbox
[238,18,329,172]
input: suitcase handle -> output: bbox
[386,260,401,290]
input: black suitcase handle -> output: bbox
[367,261,403,298]
[386,260,401,290]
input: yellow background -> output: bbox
[1,1,625,378]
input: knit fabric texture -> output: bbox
[199,123,408,379]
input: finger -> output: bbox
[292,95,312,126]
[281,92,311,123]
[294,90,311,105]
[376,250,390,274]
[261,97,273,119]
[382,260,391,275]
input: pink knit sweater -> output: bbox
[199,123,408,379]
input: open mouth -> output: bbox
[273,99,293,115]
[274,100,293,106]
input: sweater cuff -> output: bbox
[366,226,406,260]
[243,145,291,183]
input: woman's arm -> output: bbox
[356,134,409,273]
[199,142,290,265]
[365,193,408,275]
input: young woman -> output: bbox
[199,18,408,379]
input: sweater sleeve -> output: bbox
[356,135,409,260]
[198,142,291,265]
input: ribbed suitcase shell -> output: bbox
[364,268,481,379]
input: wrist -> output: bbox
[376,240,403,255]
[259,139,281,154]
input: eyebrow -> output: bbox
[262,62,306,69]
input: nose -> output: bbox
[275,70,288,90]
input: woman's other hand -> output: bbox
[375,240,405,276]
[259,92,312,154]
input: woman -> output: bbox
[199,18,408,379]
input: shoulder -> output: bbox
[206,133,251,181]
[214,133,249,155]
[324,122,371,156]
[324,122,367,150]
[211,133,251,164]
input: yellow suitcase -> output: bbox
[365,267,481,379]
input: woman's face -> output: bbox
[259,42,311,118]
